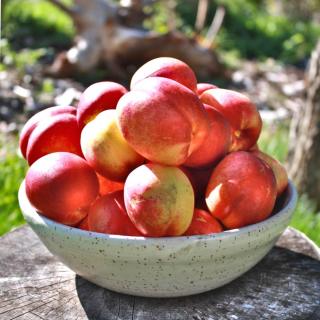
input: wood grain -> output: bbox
[0,226,319,320]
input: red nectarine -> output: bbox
[131,57,197,92]
[206,151,277,229]
[88,191,142,236]
[184,104,231,168]
[26,113,83,165]
[117,77,209,166]
[26,152,99,226]
[251,150,288,196]
[197,83,218,95]
[19,106,76,159]
[77,81,127,130]
[184,209,223,236]
[200,89,262,152]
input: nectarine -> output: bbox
[124,163,194,237]
[200,89,262,152]
[117,77,209,166]
[131,57,197,92]
[19,106,76,159]
[184,209,223,236]
[77,81,127,130]
[78,215,89,231]
[206,151,277,229]
[184,104,231,168]
[97,173,124,196]
[81,109,144,181]
[251,150,288,196]
[88,191,142,236]
[197,83,218,95]
[25,152,99,226]
[26,113,83,165]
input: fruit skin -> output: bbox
[200,88,262,152]
[78,215,89,231]
[97,173,124,196]
[251,150,288,196]
[81,109,144,181]
[124,163,195,237]
[206,151,277,229]
[184,104,231,168]
[26,113,83,165]
[117,77,209,166]
[88,191,142,236]
[183,166,213,210]
[130,57,197,92]
[77,81,127,130]
[197,83,218,95]
[25,152,99,226]
[184,209,223,236]
[249,143,259,152]
[19,106,76,159]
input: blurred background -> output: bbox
[1,0,320,244]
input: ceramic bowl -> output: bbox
[18,180,297,298]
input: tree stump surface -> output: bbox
[0,225,319,320]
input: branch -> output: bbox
[195,0,209,34]
[203,5,225,48]
[47,0,75,16]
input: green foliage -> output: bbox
[3,0,74,49]
[291,194,320,246]
[41,78,55,94]
[175,0,320,65]
[0,134,27,236]
[0,39,48,72]
[145,3,173,34]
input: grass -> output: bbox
[0,134,27,235]
[258,123,289,163]
[291,195,320,245]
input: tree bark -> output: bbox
[287,40,320,207]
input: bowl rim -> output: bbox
[19,180,297,242]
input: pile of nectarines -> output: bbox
[21,57,288,237]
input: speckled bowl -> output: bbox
[18,181,297,298]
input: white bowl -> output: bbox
[18,180,297,298]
